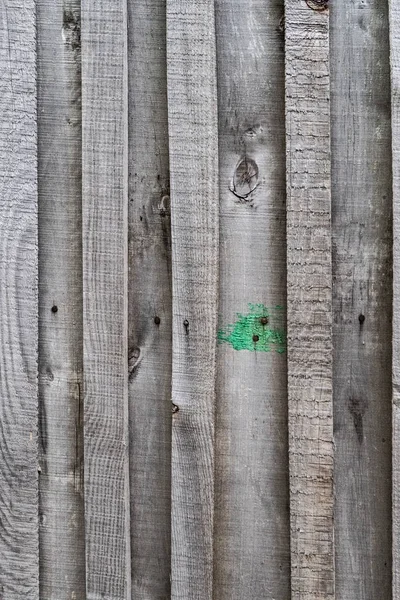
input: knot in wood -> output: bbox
[62,9,81,50]
[305,0,329,10]
[128,346,141,379]
[230,157,259,202]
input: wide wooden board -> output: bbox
[213,1,290,598]
[332,2,392,598]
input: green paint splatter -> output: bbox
[217,303,286,353]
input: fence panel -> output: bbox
[0,2,399,599]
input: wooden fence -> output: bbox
[0,0,398,598]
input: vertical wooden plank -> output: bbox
[285,2,334,598]
[392,3,400,597]
[0,1,39,597]
[332,2,392,599]
[213,1,290,599]
[127,0,172,597]
[37,1,85,598]
[82,0,130,597]
[166,1,219,598]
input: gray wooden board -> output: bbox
[331,2,393,599]
[37,1,85,598]
[391,2,400,597]
[127,0,172,597]
[0,1,39,597]
[213,1,290,599]
[285,2,334,598]
[82,0,131,597]
[166,1,219,597]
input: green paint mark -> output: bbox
[217,303,286,353]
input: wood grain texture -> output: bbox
[213,1,290,599]
[0,1,39,597]
[331,2,392,599]
[37,1,85,598]
[127,0,172,597]
[166,1,219,597]
[392,3,400,597]
[285,2,334,598]
[82,0,130,597]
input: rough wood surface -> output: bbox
[331,2,392,599]
[285,2,334,598]
[0,2,39,597]
[82,1,131,597]
[213,1,290,598]
[37,1,85,598]
[127,0,172,597]
[392,3,400,597]
[332,3,392,599]
[166,1,219,597]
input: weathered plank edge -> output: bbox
[0,2,39,597]
[285,2,335,598]
[390,1,400,596]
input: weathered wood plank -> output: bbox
[37,1,85,598]
[332,3,392,599]
[213,1,290,598]
[127,0,172,597]
[81,1,130,597]
[285,2,334,598]
[166,1,219,597]
[0,2,39,597]
[392,3,400,597]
